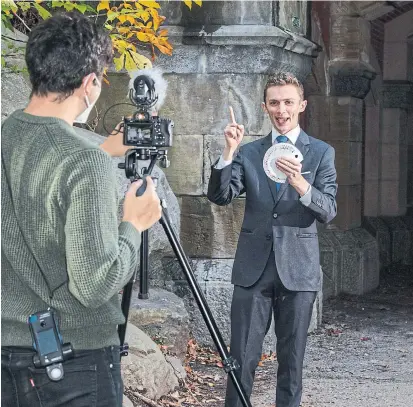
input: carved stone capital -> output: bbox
[329,60,377,99]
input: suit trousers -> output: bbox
[225,252,317,407]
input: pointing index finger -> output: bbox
[229,106,236,124]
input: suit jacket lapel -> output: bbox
[274,130,311,206]
[259,133,279,204]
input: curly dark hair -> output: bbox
[264,72,305,103]
[25,12,112,100]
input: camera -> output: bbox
[124,73,173,148]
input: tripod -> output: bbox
[117,148,252,407]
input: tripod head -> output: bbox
[118,147,170,182]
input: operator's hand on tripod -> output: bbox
[223,106,244,161]
[123,177,162,233]
[100,121,130,157]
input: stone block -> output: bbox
[381,217,412,265]
[128,288,190,361]
[319,231,341,299]
[333,184,362,230]
[333,229,380,295]
[160,73,272,136]
[179,196,246,258]
[278,1,308,36]
[364,142,380,182]
[167,259,321,352]
[203,134,263,195]
[328,97,363,142]
[329,141,362,185]
[305,96,330,139]
[381,143,400,181]
[161,134,203,195]
[155,42,314,75]
[380,180,403,216]
[330,16,370,61]
[363,216,392,267]
[363,180,379,217]
[178,0,274,26]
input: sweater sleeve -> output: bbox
[59,149,141,308]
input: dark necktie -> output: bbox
[275,135,289,191]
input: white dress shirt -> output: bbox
[215,125,312,206]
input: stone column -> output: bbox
[306,1,380,298]
[380,9,413,216]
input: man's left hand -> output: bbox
[276,157,310,197]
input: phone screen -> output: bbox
[37,328,59,355]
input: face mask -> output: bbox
[74,75,101,124]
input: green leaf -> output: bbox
[107,10,118,21]
[33,2,52,19]
[85,5,96,13]
[74,3,88,14]
[104,23,114,31]
[1,56,6,68]
[18,2,32,12]
[51,1,65,7]
[113,55,125,71]
[63,2,76,12]
[125,49,151,71]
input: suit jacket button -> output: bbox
[266,234,272,240]
[273,213,278,219]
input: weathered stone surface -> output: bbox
[329,141,362,186]
[203,134,263,195]
[128,288,190,361]
[363,217,392,268]
[178,0,274,26]
[122,324,179,400]
[382,81,413,109]
[329,97,364,142]
[332,229,380,295]
[333,184,362,230]
[1,71,31,121]
[319,229,380,297]
[278,1,308,35]
[154,42,315,75]
[161,134,203,195]
[167,259,322,353]
[319,231,341,299]
[381,217,412,265]
[178,196,245,258]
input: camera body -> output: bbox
[123,111,173,148]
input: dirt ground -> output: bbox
[127,264,413,407]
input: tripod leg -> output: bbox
[139,230,149,299]
[160,204,252,407]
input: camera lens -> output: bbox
[40,320,46,327]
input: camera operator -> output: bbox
[1,12,161,407]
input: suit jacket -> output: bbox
[207,130,337,291]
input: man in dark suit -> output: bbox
[207,72,337,407]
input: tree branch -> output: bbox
[11,11,31,33]
[132,392,163,407]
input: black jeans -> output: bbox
[1,345,123,407]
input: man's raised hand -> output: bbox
[223,106,244,160]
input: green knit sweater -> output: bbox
[1,110,141,350]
